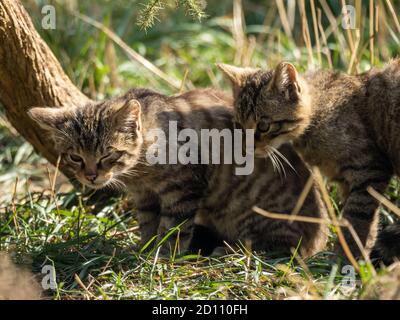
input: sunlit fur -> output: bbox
[220,59,400,263]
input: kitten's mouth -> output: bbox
[89,181,109,189]
[79,178,112,190]
[81,181,108,190]
[78,172,115,189]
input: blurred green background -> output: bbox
[23,0,400,99]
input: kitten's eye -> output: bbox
[269,122,282,134]
[68,154,83,163]
[100,151,123,163]
[257,119,270,133]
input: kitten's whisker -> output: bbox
[113,178,126,189]
[120,171,139,178]
[266,148,277,172]
[273,150,287,179]
[265,146,287,180]
[103,177,126,192]
[267,149,283,179]
[270,146,296,175]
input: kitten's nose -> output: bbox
[85,174,97,182]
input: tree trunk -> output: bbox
[0,0,91,175]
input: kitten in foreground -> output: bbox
[0,252,43,300]
[218,59,400,263]
[28,88,327,257]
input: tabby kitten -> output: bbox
[28,88,327,257]
[218,59,400,260]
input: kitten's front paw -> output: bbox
[210,246,229,257]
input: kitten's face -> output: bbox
[28,99,143,189]
[217,62,311,157]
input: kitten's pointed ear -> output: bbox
[216,63,250,87]
[272,62,301,101]
[113,99,142,133]
[28,107,70,131]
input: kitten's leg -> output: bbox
[189,225,223,256]
[188,209,223,255]
[251,229,307,258]
[136,210,160,249]
[156,190,202,256]
[339,164,391,258]
[131,192,161,250]
[157,215,196,255]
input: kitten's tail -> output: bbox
[370,223,400,265]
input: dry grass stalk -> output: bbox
[370,0,375,65]
[180,68,190,93]
[298,0,314,66]
[11,177,20,233]
[74,273,96,299]
[290,174,315,219]
[317,8,333,68]
[276,0,293,39]
[232,0,247,65]
[341,0,356,52]
[311,168,360,272]
[320,0,348,64]
[253,206,342,226]
[310,0,322,65]
[367,186,400,217]
[385,0,400,34]
[73,12,181,90]
[347,29,361,74]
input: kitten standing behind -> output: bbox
[218,59,400,262]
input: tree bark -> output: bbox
[0,0,91,175]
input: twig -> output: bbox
[253,206,342,226]
[290,173,315,220]
[367,186,400,217]
[74,274,96,299]
[311,167,360,272]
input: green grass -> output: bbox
[0,188,367,299]
[1,186,397,299]
[1,0,400,299]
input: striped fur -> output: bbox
[29,88,328,257]
[219,60,400,262]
